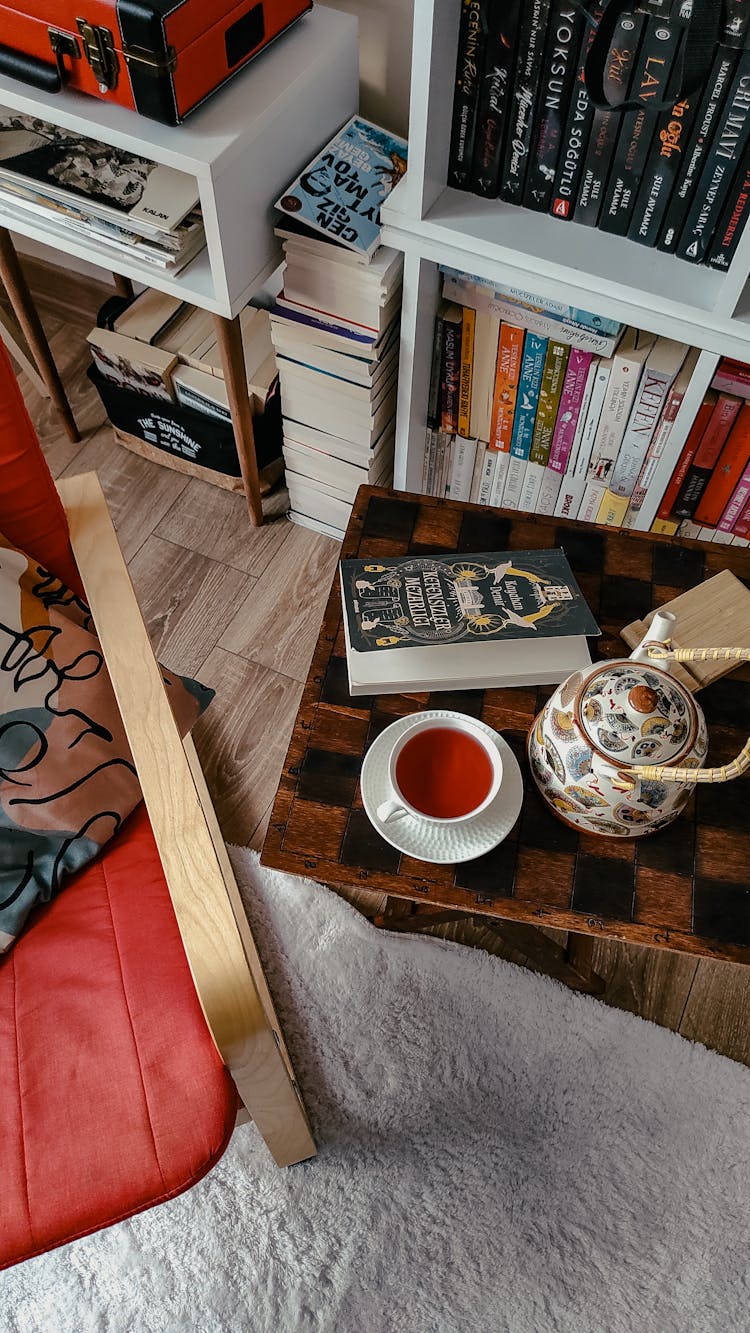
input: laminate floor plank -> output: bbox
[59,428,190,562]
[220,522,341,681]
[128,534,256,678]
[679,960,750,1065]
[156,477,293,576]
[192,645,304,846]
[590,938,699,1031]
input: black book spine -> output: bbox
[708,160,750,270]
[550,4,605,220]
[627,80,700,248]
[427,315,445,429]
[573,9,646,226]
[676,50,750,263]
[448,0,487,191]
[499,0,552,203]
[657,46,740,252]
[599,17,682,236]
[523,2,586,212]
[469,0,522,197]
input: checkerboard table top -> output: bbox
[261,488,750,965]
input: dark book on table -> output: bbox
[676,48,750,264]
[599,16,682,237]
[469,0,522,197]
[658,30,745,254]
[339,550,600,695]
[500,0,551,203]
[448,0,488,190]
[708,160,750,270]
[573,9,646,226]
[550,3,605,220]
[523,0,587,213]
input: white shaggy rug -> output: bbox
[3,851,750,1333]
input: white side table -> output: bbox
[0,6,359,523]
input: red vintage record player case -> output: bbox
[0,0,312,123]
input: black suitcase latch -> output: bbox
[76,19,118,92]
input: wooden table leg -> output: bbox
[112,273,135,300]
[213,312,263,526]
[0,229,80,443]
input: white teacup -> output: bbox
[376,713,503,827]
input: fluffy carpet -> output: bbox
[3,851,750,1333]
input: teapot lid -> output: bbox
[575,662,697,766]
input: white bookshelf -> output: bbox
[382,0,750,535]
[0,6,358,318]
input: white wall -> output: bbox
[315,0,413,138]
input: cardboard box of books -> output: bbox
[88,366,281,484]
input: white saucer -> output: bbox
[360,709,524,864]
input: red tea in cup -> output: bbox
[395,725,495,820]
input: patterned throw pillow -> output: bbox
[0,535,213,951]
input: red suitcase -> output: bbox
[0,0,313,124]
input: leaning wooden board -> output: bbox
[261,487,750,966]
[621,569,750,692]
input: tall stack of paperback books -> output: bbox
[0,112,204,273]
[270,117,407,538]
[652,357,750,545]
[423,266,706,531]
[448,0,750,269]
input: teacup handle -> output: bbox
[377,799,409,825]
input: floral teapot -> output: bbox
[527,612,750,838]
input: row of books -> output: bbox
[652,358,750,546]
[88,287,276,417]
[269,118,406,538]
[422,267,698,530]
[0,112,204,273]
[449,0,750,268]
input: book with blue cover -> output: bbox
[510,334,548,460]
[275,116,408,259]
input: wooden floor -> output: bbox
[13,258,750,1069]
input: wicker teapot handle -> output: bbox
[621,645,750,787]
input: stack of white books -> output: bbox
[270,219,402,538]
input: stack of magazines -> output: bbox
[269,116,407,538]
[0,112,205,273]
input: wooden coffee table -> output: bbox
[261,487,750,992]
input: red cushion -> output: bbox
[0,806,238,1270]
[0,341,83,598]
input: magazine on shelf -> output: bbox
[0,113,199,236]
[275,116,408,259]
[339,548,599,694]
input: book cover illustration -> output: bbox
[275,116,408,258]
[341,549,600,652]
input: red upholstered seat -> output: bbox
[0,344,238,1269]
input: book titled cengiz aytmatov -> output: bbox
[339,549,600,695]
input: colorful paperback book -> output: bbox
[555,357,612,520]
[519,341,570,513]
[458,306,476,437]
[622,348,698,528]
[275,116,408,259]
[441,275,619,355]
[339,549,599,694]
[489,323,525,450]
[537,350,593,516]
[609,339,687,499]
[718,457,750,533]
[548,358,599,517]
[503,333,548,508]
